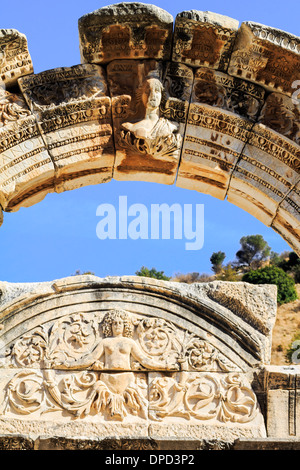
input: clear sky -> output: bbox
[0,0,298,283]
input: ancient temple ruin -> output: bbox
[0,2,299,450]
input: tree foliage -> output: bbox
[242,265,297,305]
[210,251,226,274]
[135,266,171,281]
[235,235,271,269]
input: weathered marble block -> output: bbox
[0,275,276,441]
[258,92,300,145]
[191,67,265,121]
[148,371,266,440]
[176,102,253,199]
[271,184,300,253]
[0,89,54,211]
[227,123,300,226]
[78,2,174,64]
[107,60,191,184]
[175,67,266,200]
[172,10,239,70]
[18,64,114,193]
[0,29,33,87]
[228,22,300,95]
[258,365,300,439]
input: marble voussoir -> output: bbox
[107,59,190,184]
[0,89,55,212]
[172,10,239,71]
[78,2,174,64]
[18,64,115,193]
[228,22,300,95]
[0,29,33,87]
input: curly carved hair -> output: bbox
[102,309,134,338]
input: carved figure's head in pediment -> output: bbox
[102,309,134,338]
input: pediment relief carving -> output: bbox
[0,277,268,437]
[5,309,239,373]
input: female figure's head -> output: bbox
[102,309,134,338]
[140,77,163,111]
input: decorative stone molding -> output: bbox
[228,22,300,95]
[172,10,239,71]
[0,29,33,87]
[0,2,299,254]
[78,3,174,64]
[0,275,275,440]
[18,64,114,194]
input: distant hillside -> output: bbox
[271,284,300,364]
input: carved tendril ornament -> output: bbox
[0,309,260,423]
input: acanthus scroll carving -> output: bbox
[149,371,259,423]
[1,308,257,422]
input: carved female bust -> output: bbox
[120,77,181,156]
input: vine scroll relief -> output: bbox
[0,309,259,424]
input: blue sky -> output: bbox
[0,0,298,282]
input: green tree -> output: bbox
[235,234,271,270]
[135,266,171,281]
[210,251,226,274]
[242,266,298,305]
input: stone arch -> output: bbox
[0,3,299,257]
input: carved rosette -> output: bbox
[0,309,256,424]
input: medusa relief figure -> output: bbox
[42,309,177,420]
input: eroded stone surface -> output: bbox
[227,123,300,226]
[172,10,239,70]
[0,88,54,211]
[0,275,273,440]
[228,22,300,95]
[18,64,114,193]
[0,29,33,87]
[258,92,300,145]
[78,3,174,64]
[107,60,188,184]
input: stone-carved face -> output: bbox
[141,78,163,110]
[102,310,134,338]
[111,318,124,337]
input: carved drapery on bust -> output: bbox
[119,76,182,159]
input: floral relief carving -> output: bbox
[0,308,259,423]
[0,89,31,127]
[149,371,259,423]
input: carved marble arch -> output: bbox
[0,3,299,254]
[0,275,275,439]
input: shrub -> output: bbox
[135,266,171,281]
[242,265,298,305]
